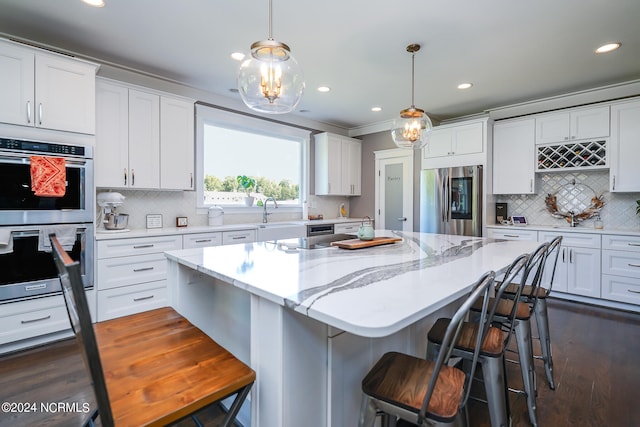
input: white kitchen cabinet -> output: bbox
[0,38,97,134]
[492,118,536,194]
[183,232,222,248]
[423,121,483,158]
[539,231,600,298]
[96,235,181,321]
[486,227,538,241]
[0,289,96,355]
[609,98,640,192]
[535,105,609,145]
[222,229,256,245]
[601,234,640,305]
[160,96,194,190]
[315,132,361,196]
[95,78,194,190]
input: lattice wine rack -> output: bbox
[537,140,607,171]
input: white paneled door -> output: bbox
[375,149,413,232]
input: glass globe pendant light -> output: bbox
[391,44,432,149]
[237,0,304,114]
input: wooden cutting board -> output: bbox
[330,236,402,249]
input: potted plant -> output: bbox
[237,175,256,206]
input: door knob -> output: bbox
[397,217,407,221]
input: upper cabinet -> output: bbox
[421,119,489,169]
[609,98,640,192]
[95,79,194,190]
[493,118,536,195]
[315,132,361,196]
[535,105,609,144]
[0,38,98,134]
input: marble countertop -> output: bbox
[486,224,640,236]
[95,218,364,240]
[165,231,540,338]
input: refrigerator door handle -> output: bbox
[445,176,450,222]
[441,178,447,222]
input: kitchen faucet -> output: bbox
[263,197,278,223]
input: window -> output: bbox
[195,104,310,211]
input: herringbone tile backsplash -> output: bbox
[496,170,640,230]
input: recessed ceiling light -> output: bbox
[230,52,245,61]
[371,106,382,112]
[595,42,621,54]
[317,86,331,93]
[457,83,473,90]
[82,0,105,6]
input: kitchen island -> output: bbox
[165,231,539,427]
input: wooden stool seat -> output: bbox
[428,318,505,357]
[472,296,531,320]
[362,351,465,422]
[95,307,256,426]
[502,282,548,299]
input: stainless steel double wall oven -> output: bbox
[0,137,94,302]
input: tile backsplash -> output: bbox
[96,189,351,229]
[496,170,640,230]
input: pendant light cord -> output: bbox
[410,51,416,108]
[268,0,273,40]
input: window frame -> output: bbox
[195,104,310,214]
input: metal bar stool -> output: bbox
[502,235,562,390]
[469,242,549,427]
[426,253,529,427]
[358,271,496,427]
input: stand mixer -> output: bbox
[97,192,130,232]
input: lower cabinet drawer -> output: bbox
[602,250,640,279]
[334,222,360,234]
[97,253,169,290]
[97,281,168,321]
[486,228,538,241]
[0,297,70,345]
[601,274,640,305]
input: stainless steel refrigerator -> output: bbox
[419,165,483,236]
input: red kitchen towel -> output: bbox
[30,156,67,197]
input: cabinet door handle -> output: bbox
[133,267,154,272]
[190,173,193,188]
[504,234,520,238]
[38,103,43,125]
[530,179,533,192]
[124,168,128,186]
[232,236,246,240]
[562,247,566,263]
[629,263,640,268]
[195,239,212,243]
[133,244,154,249]
[569,249,573,263]
[21,315,51,324]
[612,176,616,191]
[628,243,640,247]
[627,289,640,294]
[131,169,135,186]
[26,101,31,124]
[133,295,154,302]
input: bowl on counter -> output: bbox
[104,213,129,230]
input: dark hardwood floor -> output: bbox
[1,298,639,426]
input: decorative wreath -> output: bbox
[545,193,604,224]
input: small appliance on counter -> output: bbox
[496,203,507,224]
[208,206,224,226]
[97,192,130,233]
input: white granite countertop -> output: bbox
[486,224,640,236]
[165,231,540,338]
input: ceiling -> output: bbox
[1,0,639,131]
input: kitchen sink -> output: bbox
[256,222,306,242]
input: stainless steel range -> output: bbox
[0,137,94,302]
